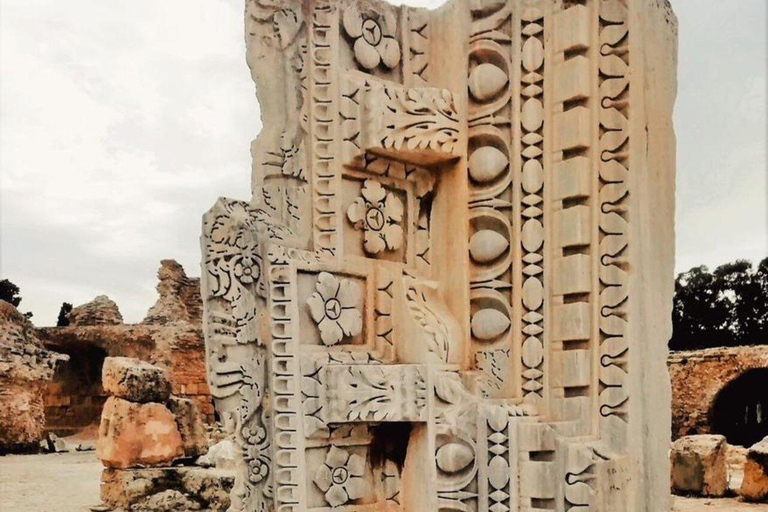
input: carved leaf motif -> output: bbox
[405,279,450,362]
[380,88,460,154]
[434,373,467,405]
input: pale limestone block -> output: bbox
[200,0,678,510]
[670,435,728,497]
[102,357,171,404]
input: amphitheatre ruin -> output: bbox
[1,0,766,511]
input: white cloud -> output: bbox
[0,0,765,325]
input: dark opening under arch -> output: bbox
[710,368,768,447]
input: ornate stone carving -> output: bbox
[202,0,678,510]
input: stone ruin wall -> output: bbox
[200,0,678,511]
[669,345,768,442]
[0,301,67,453]
[37,260,214,437]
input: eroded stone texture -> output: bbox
[68,295,124,326]
[670,435,728,497]
[102,357,172,403]
[143,259,203,326]
[669,346,768,441]
[97,396,184,468]
[101,466,234,511]
[0,300,66,453]
[39,260,214,435]
[201,0,678,511]
[167,396,208,458]
[740,437,768,502]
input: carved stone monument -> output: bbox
[201,0,677,511]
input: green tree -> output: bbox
[671,257,768,351]
[0,279,22,307]
[56,302,73,327]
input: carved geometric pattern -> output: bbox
[201,0,676,510]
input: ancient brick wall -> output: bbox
[38,260,214,437]
[669,345,768,442]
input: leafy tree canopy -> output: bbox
[0,279,22,307]
[671,257,768,351]
[57,302,73,327]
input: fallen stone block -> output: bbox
[670,435,728,497]
[197,439,237,470]
[167,396,208,458]
[97,396,183,468]
[102,357,172,403]
[101,467,234,511]
[740,437,768,502]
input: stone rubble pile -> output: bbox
[671,434,768,503]
[96,356,230,511]
[68,295,124,326]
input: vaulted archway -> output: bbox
[710,368,768,447]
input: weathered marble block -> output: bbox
[201,0,678,510]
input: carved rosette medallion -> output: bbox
[202,0,677,511]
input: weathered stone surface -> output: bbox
[669,345,768,440]
[102,357,172,404]
[0,300,66,453]
[201,0,677,510]
[671,435,728,497]
[101,467,234,511]
[143,259,203,326]
[96,396,183,468]
[740,437,768,502]
[39,261,214,437]
[196,439,237,470]
[131,489,201,512]
[68,295,124,326]
[167,396,208,458]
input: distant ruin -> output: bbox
[670,345,768,447]
[38,260,213,439]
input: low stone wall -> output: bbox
[669,345,768,441]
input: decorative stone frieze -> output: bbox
[201,0,678,510]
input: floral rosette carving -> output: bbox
[307,272,363,346]
[313,446,367,507]
[343,4,400,70]
[347,180,404,254]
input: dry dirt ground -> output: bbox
[0,452,767,512]
[0,452,102,512]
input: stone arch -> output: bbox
[710,368,768,447]
[670,346,768,440]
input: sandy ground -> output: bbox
[0,452,103,512]
[1,452,767,512]
[673,496,768,511]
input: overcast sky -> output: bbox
[1,0,766,325]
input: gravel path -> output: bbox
[1,452,766,512]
